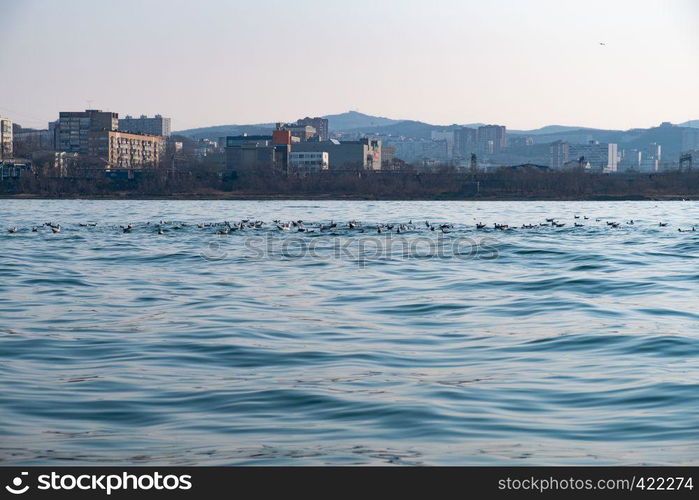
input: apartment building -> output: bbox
[88,130,163,169]
[56,109,119,154]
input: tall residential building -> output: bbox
[639,142,662,172]
[119,114,171,137]
[619,148,642,171]
[569,141,618,172]
[453,127,478,159]
[0,116,13,159]
[296,117,329,141]
[284,124,316,141]
[477,125,507,154]
[549,141,569,169]
[87,130,164,169]
[56,110,119,154]
[430,130,454,158]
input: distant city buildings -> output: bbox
[5,104,697,181]
[640,142,661,172]
[549,141,569,169]
[619,148,642,171]
[119,114,171,137]
[453,127,478,159]
[430,130,454,158]
[193,138,219,159]
[477,125,507,154]
[388,137,449,165]
[569,141,618,172]
[295,117,329,141]
[0,116,13,159]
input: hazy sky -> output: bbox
[1,0,697,131]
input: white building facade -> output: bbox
[289,151,329,175]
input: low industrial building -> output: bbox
[291,138,381,170]
[289,152,329,175]
[224,135,289,173]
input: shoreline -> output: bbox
[0,193,692,201]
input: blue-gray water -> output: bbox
[1,200,698,465]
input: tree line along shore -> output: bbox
[1,166,698,201]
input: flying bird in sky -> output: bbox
[599,42,606,46]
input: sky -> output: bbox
[0,0,697,131]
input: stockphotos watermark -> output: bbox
[199,233,499,266]
[4,470,192,495]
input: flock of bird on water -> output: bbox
[5,215,697,235]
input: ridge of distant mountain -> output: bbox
[322,110,401,130]
[509,125,600,135]
[680,120,699,129]
[172,111,403,139]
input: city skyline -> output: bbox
[1,0,698,131]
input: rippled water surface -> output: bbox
[1,200,698,465]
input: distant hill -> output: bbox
[172,123,276,140]
[172,111,402,139]
[510,125,594,135]
[680,120,699,129]
[323,111,401,130]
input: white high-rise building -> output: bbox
[569,141,618,172]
